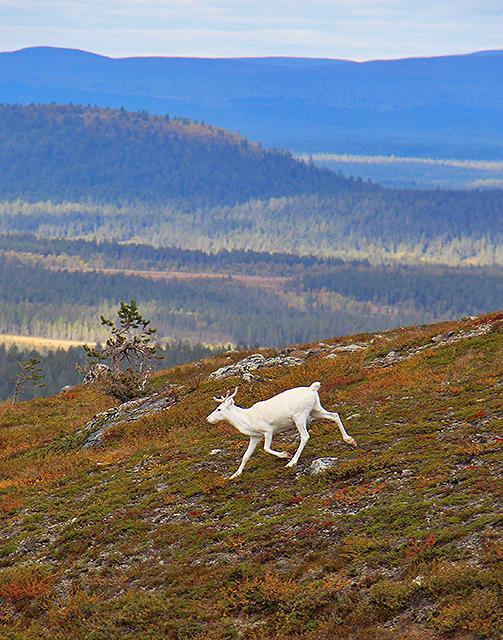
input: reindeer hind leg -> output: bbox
[312,404,357,447]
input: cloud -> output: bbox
[1,1,502,58]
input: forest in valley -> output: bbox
[0,251,412,346]
[0,104,502,398]
[0,195,501,266]
[0,105,501,266]
[0,341,221,402]
[0,237,502,349]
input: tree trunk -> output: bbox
[11,375,22,405]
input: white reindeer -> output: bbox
[206,382,357,479]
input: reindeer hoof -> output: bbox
[278,451,290,458]
[345,437,357,447]
[228,472,242,480]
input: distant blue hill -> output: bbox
[1,46,502,158]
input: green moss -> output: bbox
[0,542,17,558]
[369,578,421,611]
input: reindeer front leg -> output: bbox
[263,431,290,458]
[229,436,261,479]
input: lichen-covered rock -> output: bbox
[308,457,339,475]
[366,322,495,369]
[80,391,178,448]
[208,353,303,380]
[325,343,368,358]
[334,344,367,352]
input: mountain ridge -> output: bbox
[2,47,502,157]
[6,44,503,63]
[0,103,361,205]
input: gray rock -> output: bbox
[325,344,367,358]
[366,321,495,369]
[60,385,74,394]
[306,347,327,356]
[208,353,303,380]
[309,457,339,475]
[336,343,367,352]
[80,391,178,448]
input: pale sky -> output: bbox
[0,0,502,60]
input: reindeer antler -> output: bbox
[212,387,238,403]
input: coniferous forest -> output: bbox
[0,341,221,402]
[0,105,501,264]
[0,103,502,400]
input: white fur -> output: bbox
[206,383,357,479]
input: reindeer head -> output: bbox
[206,387,238,423]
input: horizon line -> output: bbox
[3,44,503,64]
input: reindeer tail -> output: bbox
[310,381,321,391]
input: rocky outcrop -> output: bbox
[325,344,368,358]
[366,322,495,369]
[80,391,178,448]
[208,353,303,380]
[209,342,375,379]
[308,457,339,475]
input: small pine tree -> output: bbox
[11,358,44,404]
[82,300,162,402]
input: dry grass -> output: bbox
[0,312,501,639]
[0,333,91,352]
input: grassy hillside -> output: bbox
[0,312,501,639]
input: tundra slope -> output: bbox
[0,312,501,639]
